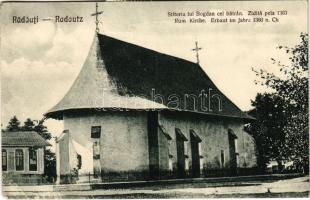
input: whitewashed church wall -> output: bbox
[58,133,70,175]
[236,130,257,168]
[159,113,230,171]
[159,112,257,172]
[62,110,256,178]
[63,111,149,174]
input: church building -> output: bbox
[45,11,257,183]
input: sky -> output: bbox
[0,1,307,140]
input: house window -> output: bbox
[91,126,101,138]
[15,149,24,171]
[29,148,37,171]
[2,150,7,171]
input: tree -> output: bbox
[32,119,55,180]
[33,119,52,140]
[245,93,287,172]
[6,116,21,131]
[25,118,55,180]
[252,33,308,173]
[22,118,35,131]
[44,148,57,182]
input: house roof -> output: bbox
[2,131,51,147]
[45,33,253,120]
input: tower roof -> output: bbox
[45,33,253,120]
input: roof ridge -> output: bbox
[98,33,199,67]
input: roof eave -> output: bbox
[45,107,254,121]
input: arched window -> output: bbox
[15,149,24,171]
[2,150,7,171]
[29,148,37,171]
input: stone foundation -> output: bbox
[2,173,46,185]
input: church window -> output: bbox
[220,150,225,168]
[185,158,189,171]
[198,143,202,155]
[184,140,189,172]
[198,143,204,170]
[184,141,188,155]
[15,149,24,171]
[168,156,173,171]
[29,148,37,171]
[77,154,82,169]
[168,140,173,171]
[91,126,101,138]
[2,149,7,171]
[234,139,238,153]
[168,139,171,154]
[200,158,204,170]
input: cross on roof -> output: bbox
[91,3,103,33]
[192,41,202,64]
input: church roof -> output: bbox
[45,33,253,120]
[2,131,51,147]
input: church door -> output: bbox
[228,130,238,176]
[147,112,159,179]
[176,129,187,178]
[190,134,200,177]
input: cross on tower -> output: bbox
[192,41,202,64]
[91,3,103,33]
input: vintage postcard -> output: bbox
[0,0,308,198]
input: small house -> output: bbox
[2,131,51,185]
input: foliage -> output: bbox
[245,93,287,171]
[22,118,35,131]
[44,149,57,182]
[33,119,52,140]
[6,116,21,131]
[250,33,308,172]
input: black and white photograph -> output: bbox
[0,1,309,198]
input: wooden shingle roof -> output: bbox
[45,33,253,120]
[2,131,51,147]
